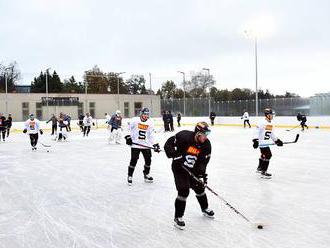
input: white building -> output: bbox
[0,93,160,121]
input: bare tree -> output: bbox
[0,61,21,92]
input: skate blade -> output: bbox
[260,176,272,179]
[203,213,215,218]
[127,182,132,186]
[144,179,153,183]
[174,223,185,230]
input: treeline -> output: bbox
[157,74,299,101]
[0,63,149,94]
[30,65,149,94]
[1,62,299,98]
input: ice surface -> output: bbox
[0,125,330,248]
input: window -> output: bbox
[89,102,95,117]
[124,102,129,118]
[22,102,29,120]
[134,102,142,116]
[78,102,84,116]
[36,102,42,120]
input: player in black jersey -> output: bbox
[6,114,13,137]
[297,112,308,131]
[0,113,7,142]
[164,121,214,230]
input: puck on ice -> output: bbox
[257,225,263,229]
[47,150,49,152]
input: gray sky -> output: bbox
[1,0,329,97]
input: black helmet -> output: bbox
[140,107,150,116]
[264,108,274,116]
[194,122,211,135]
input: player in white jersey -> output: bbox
[23,114,43,150]
[124,107,160,185]
[252,108,283,178]
[105,113,111,128]
[83,113,94,137]
[241,110,251,128]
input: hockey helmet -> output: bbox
[116,110,121,116]
[264,108,274,116]
[140,107,150,116]
[194,121,211,136]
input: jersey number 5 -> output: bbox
[138,130,146,140]
[264,131,271,140]
[184,155,197,168]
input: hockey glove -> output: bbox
[153,143,161,153]
[252,139,259,149]
[23,129,27,134]
[275,139,283,146]
[124,135,133,145]
[40,129,43,135]
[198,174,208,186]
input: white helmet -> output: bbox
[116,110,121,116]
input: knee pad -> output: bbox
[178,188,190,198]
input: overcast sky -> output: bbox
[1,0,329,97]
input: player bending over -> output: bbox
[164,121,214,230]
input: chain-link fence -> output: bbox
[161,96,329,116]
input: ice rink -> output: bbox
[0,124,330,248]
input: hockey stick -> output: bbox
[181,166,264,229]
[131,142,162,152]
[286,125,300,131]
[259,134,300,147]
[39,142,51,147]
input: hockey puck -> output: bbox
[257,225,263,229]
[47,150,50,152]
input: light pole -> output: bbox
[178,71,186,116]
[202,68,211,116]
[245,30,259,116]
[116,72,125,110]
[45,67,51,118]
[85,78,88,113]
[149,73,152,116]
[4,66,13,115]
[254,36,259,116]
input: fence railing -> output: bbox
[161,96,330,116]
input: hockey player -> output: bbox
[105,113,111,125]
[78,113,84,132]
[105,112,111,134]
[124,107,160,185]
[241,110,251,128]
[297,112,308,131]
[108,110,123,144]
[57,113,68,141]
[23,114,43,150]
[83,113,94,137]
[6,114,12,138]
[0,113,7,142]
[46,114,58,135]
[209,111,216,126]
[164,122,214,230]
[252,108,283,179]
